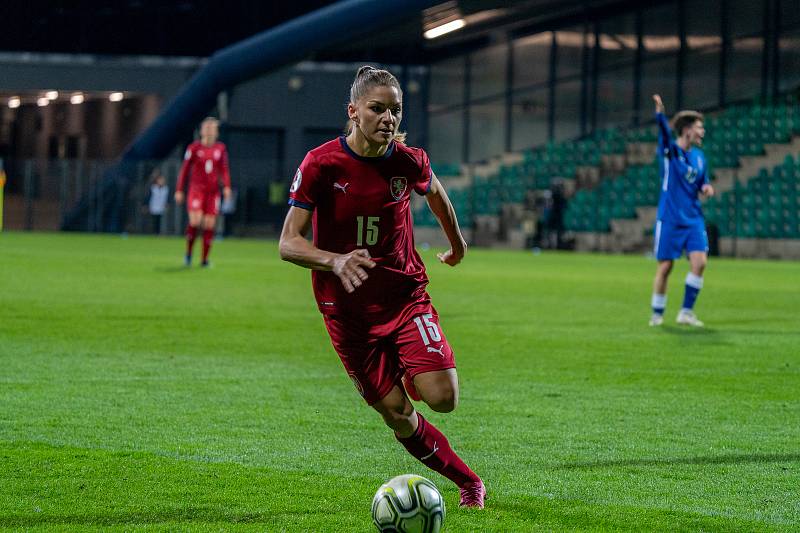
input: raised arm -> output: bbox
[653,94,675,155]
[425,175,467,266]
[278,206,375,293]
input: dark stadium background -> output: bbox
[1,0,798,258]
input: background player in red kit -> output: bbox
[279,66,485,508]
[174,117,232,267]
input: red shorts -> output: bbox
[323,302,456,405]
[187,189,220,215]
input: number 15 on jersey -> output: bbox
[356,216,380,246]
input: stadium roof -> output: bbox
[0,0,656,64]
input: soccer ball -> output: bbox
[371,474,445,533]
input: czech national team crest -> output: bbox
[290,168,302,193]
[390,177,407,200]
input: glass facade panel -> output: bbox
[684,46,721,109]
[596,65,634,127]
[598,14,637,68]
[513,32,551,89]
[556,26,584,79]
[640,55,678,118]
[554,79,581,141]
[470,44,508,101]
[779,28,800,92]
[429,56,464,112]
[780,0,800,29]
[685,0,722,50]
[511,88,548,151]
[468,98,506,162]
[729,0,764,38]
[642,2,681,56]
[425,0,777,164]
[428,109,464,165]
[727,37,764,101]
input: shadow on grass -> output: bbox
[557,452,800,470]
[153,265,193,273]
[659,325,720,336]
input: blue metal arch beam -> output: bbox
[63,0,441,231]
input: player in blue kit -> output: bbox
[649,94,715,327]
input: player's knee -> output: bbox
[380,408,414,431]
[425,389,458,413]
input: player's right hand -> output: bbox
[332,249,376,293]
[653,94,665,114]
[174,191,184,205]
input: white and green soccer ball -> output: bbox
[371,474,445,533]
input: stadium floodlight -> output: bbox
[8,97,21,109]
[45,91,59,100]
[70,93,84,105]
[109,92,124,102]
[424,18,465,39]
[37,97,49,107]
[423,0,465,40]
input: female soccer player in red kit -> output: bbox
[174,117,232,267]
[279,66,485,508]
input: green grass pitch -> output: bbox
[1,231,798,531]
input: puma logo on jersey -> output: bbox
[426,344,445,356]
[333,182,349,193]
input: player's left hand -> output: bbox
[437,241,466,266]
[223,187,232,201]
[701,184,714,198]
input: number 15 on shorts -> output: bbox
[413,313,441,345]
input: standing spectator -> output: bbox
[146,172,169,235]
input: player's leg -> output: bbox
[650,260,672,326]
[392,308,485,507]
[650,220,681,326]
[411,368,458,413]
[677,251,707,326]
[185,209,203,265]
[677,223,709,326]
[199,195,220,267]
[373,386,485,507]
[201,214,217,267]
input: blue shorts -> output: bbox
[653,219,708,261]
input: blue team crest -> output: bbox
[684,166,699,184]
[390,177,407,200]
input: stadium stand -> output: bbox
[419,96,800,257]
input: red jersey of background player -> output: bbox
[176,141,231,195]
[288,136,433,316]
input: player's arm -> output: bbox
[279,206,376,293]
[653,94,675,156]
[174,146,193,204]
[220,146,232,201]
[699,154,714,198]
[425,175,467,266]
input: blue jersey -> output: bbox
[655,112,708,226]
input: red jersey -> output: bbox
[288,137,434,316]
[176,141,231,195]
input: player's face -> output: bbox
[200,120,219,144]
[688,120,705,146]
[350,85,402,147]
